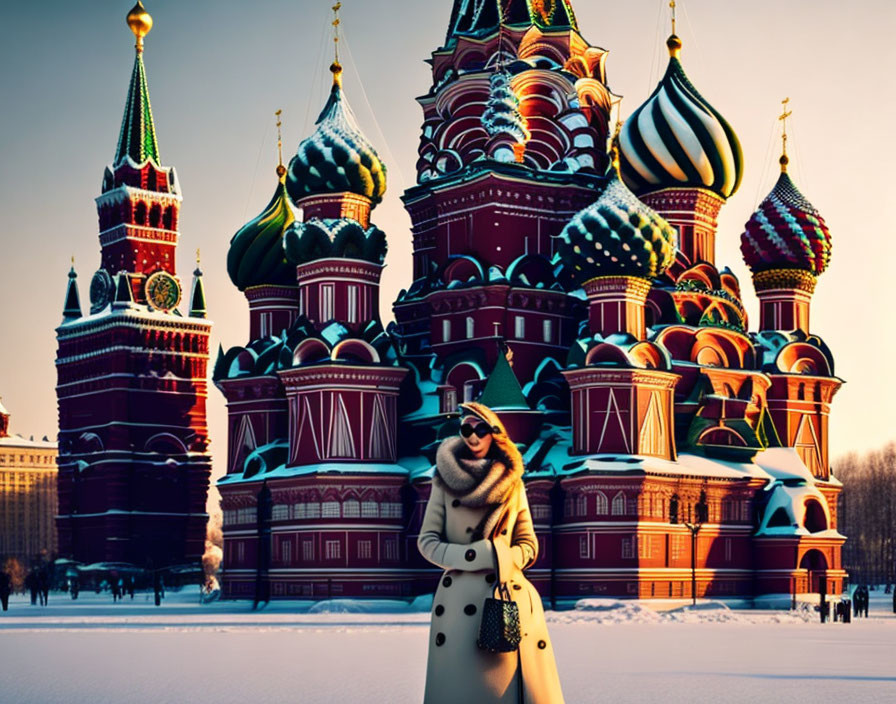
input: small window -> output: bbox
[347,285,359,324]
[281,539,292,563]
[442,319,452,343]
[579,536,589,559]
[361,501,378,518]
[306,503,321,519]
[466,317,475,339]
[621,537,634,559]
[357,540,372,559]
[384,540,398,561]
[514,316,525,339]
[320,284,335,322]
[343,500,360,518]
[543,319,553,344]
[325,540,341,560]
[322,501,340,518]
[612,492,626,516]
[302,541,314,561]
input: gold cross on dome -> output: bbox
[332,3,342,63]
[275,109,284,168]
[779,97,793,156]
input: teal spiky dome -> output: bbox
[227,177,296,291]
[287,68,387,205]
[555,163,677,284]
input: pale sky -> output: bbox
[0,1,892,505]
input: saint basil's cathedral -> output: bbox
[58,0,845,601]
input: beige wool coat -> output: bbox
[418,446,565,703]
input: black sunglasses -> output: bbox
[460,422,492,439]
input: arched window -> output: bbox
[576,494,587,517]
[611,491,626,516]
[343,499,360,518]
[594,491,608,515]
[466,317,475,339]
[134,201,147,225]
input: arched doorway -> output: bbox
[799,549,829,594]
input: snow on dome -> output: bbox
[287,74,387,206]
[227,178,296,291]
[554,168,677,284]
[740,170,832,276]
[757,481,837,537]
[619,37,743,199]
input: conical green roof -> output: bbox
[190,267,207,318]
[479,350,529,410]
[62,265,82,320]
[115,52,160,165]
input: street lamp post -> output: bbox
[672,491,708,607]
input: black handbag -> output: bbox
[477,540,521,653]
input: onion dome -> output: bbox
[227,173,296,291]
[284,218,387,266]
[619,36,743,199]
[555,158,677,285]
[287,64,387,206]
[740,166,832,276]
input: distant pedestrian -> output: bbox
[153,572,164,607]
[25,572,38,605]
[38,568,49,606]
[862,586,870,617]
[111,576,120,603]
[126,576,135,600]
[70,577,79,600]
[0,571,10,612]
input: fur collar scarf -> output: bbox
[435,436,523,509]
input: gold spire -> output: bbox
[127,2,153,54]
[275,109,286,179]
[610,116,624,174]
[196,248,201,267]
[330,3,343,86]
[779,98,793,172]
[667,1,682,58]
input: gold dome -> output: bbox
[127,2,153,52]
[666,34,682,59]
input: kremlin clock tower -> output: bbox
[55,3,212,568]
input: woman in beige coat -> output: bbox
[418,402,565,704]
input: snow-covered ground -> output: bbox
[1,591,895,703]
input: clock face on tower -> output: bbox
[145,271,182,312]
[89,269,114,313]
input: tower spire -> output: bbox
[190,248,207,319]
[330,3,343,87]
[62,257,82,321]
[667,0,682,58]
[779,97,793,172]
[275,110,286,180]
[116,3,160,165]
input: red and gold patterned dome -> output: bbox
[740,168,832,277]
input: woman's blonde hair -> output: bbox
[459,402,524,475]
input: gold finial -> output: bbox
[330,3,343,86]
[196,248,201,266]
[127,2,153,54]
[779,98,793,172]
[667,1,682,58]
[275,109,286,179]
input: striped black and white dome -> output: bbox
[619,36,743,200]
